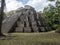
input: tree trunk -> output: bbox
[0,0,5,36]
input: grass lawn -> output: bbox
[0,31,60,45]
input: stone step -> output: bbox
[31,21,37,26]
[17,22,24,27]
[20,15,28,22]
[39,27,46,32]
[32,26,39,32]
[15,27,23,32]
[24,27,31,33]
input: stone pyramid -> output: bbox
[2,5,49,33]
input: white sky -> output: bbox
[5,0,55,12]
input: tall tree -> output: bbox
[43,4,56,29]
[55,0,60,28]
[0,0,5,36]
[42,0,60,30]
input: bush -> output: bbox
[55,25,60,33]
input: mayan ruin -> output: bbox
[2,5,49,33]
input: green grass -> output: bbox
[0,31,60,45]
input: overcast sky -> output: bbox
[5,0,55,12]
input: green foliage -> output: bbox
[42,1,60,30]
[6,10,16,16]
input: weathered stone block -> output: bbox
[32,26,38,32]
[20,15,24,21]
[29,15,35,21]
[24,15,28,22]
[31,21,37,26]
[25,10,30,15]
[39,27,45,32]
[17,21,20,26]
[15,27,23,32]
[37,21,41,26]
[18,22,24,27]
[25,21,29,27]
[24,27,31,32]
